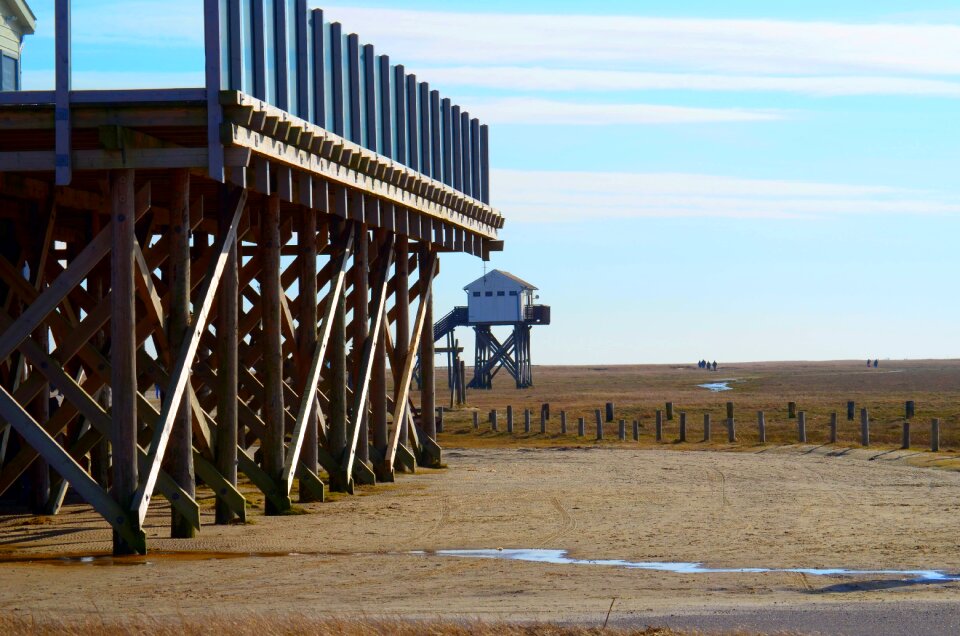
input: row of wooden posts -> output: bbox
[467,400,945,452]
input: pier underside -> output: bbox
[0,89,502,553]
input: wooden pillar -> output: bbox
[860,408,870,447]
[618,419,626,441]
[490,409,498,431]
[540,408,546,434]
[167,170,195,538]
[932,419,941,452]
[419,247,437,441]
[679,412,687,442]
[655,410,663,442]
[215,188,240,524]
[372,234,391,481]
[524,408,531,433]
[902,421,911,450]
[577,417,585,437]
[666,402,674,421]
[262,195,286,513]
[829,412,838,444]
[472,411,479,430]
[328,224,349,492]
[632,420,639,441]
[28,328,50,513]
[788,401,797,419]
[703,413,711,442]
[90,255,111,488]
[758,411,766,444]
[351,225,370,465]
[595,409,603,440]
[394,237,410,449]
[905,400,916,420]
[110,169,142,555]
[846,400,855,421]
[560,410,567,435]
[727,418,736,443]
[605,402,614,423]
[506,405,514,433]
[797,411,807,443]
[297,206,321,499]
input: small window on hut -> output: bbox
[497,291,505,297]
[473,292,480,297]
[509,291,518,296]
[485,292,493,297]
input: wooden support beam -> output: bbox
[216,185,240,525]
[419,247,438,459]
[282,226,354,496]
[327,224,350,493]
[371,231,392,482]
[385,255,436,472]
[167,169,195,539]
[131,187,247,526]
[110,169,143,555]
[393,237,411,454]
[261,194,289,514]
[343,236,396,482]
[351,224,370,468]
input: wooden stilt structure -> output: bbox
[0,1,503,554]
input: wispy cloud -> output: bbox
[321,6,960,77]
[428,67,960,98]
[22,71,204,91]
[462,98,783,125]
[493,170,960,222]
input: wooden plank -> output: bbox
[110,169,141,554]
[131,188,248,525]
[385,255,436,470]
[281,226,354,493]
[205,0,226,181]
[343,236,396,480]
[55,0,72,186]
[419,248,437,443]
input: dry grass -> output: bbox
[426,360,960,451]
[0,614,790,636]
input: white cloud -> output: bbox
[425,67,960,98]
[461,98,783,126]
[492,170,960,222]
[320,6,960,77]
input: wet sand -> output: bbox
[1,446,959,632]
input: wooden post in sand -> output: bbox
[472,411,479,430]
[788,401,797,419]
[726,402,734,421]
[860,408,871,446]
[656,410,664,442]
[595,409,603,440]
[932,419,941,452]
[727,418,736,443]
[578,417,585,437]
[829,412,838,444]
[679,412,687,442]
[757,411,766,444]
[846,401,855,422]
[797,411,807,443]
[703,413,711,442]
[524,409,531,434]
[605,402,615,423]
[506,405,514,433]
[560,411,568,434]
[902,421,911,450]
[905,401,916,420]
[490,410,498,432]
[618,419,626,441]
[540,409,547,434]
[633,420,640,442]
[666,402,674,421]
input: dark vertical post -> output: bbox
[902,421,911,450]
[298,206,320,500]
[372,233,391,481]
[330,22,344,136]
[394,65,407,164]
[860,408,870,447]
[506,405,514,433]
[274,0,289,111]
[758,411,766,443]
[788,401,797,419]
[470,118,481,199]
[666,402,674,421]
[829,412,838,444]
[431,90,442,181]
[252,0,267,101]
[540,408,546,434]
[932,419,941,452]
[679,412,687,442]
[595,409,603,440]
[419,248,437,444]
[905,401,916,420]
[460,111,472,196]
[633,420,640,441]
[846,400,855,421]
[490,410,498,432]
[577,417,585,437]
[798,411,807,443]
[523,408,531,434]
[605,402,614,423]
[419,83,432,178]
[215,187,239,525]
[55,0,72,186]
[380,55,393,159]
[296,0,310,118]
[347,34,362,144]
[352,225,370,465]
[560,411,567,434]
[363,44,377,151]
[227,0,242,89]
[168,170,195,538]
[311,9,326,126]
[727,418,736,443]
[480,124,490,204]
[394,237,410,450]
[442,98,453,186]
[406,74,419,171]
[262,195,286,513]
[451,105,463,192]
[655,410,664,441]
[703,414,711,442]
[110,169,140,555]
[618,420,626,441]
[203,0,224,183]
[328,224,349,491]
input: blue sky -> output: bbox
[19,1,960,363]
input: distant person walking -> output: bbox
[712,361,718,372]
[874,359,879,368]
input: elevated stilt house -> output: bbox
[0,0,35,91]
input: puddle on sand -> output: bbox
[432,549,960,583]
[698,382,733,392]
